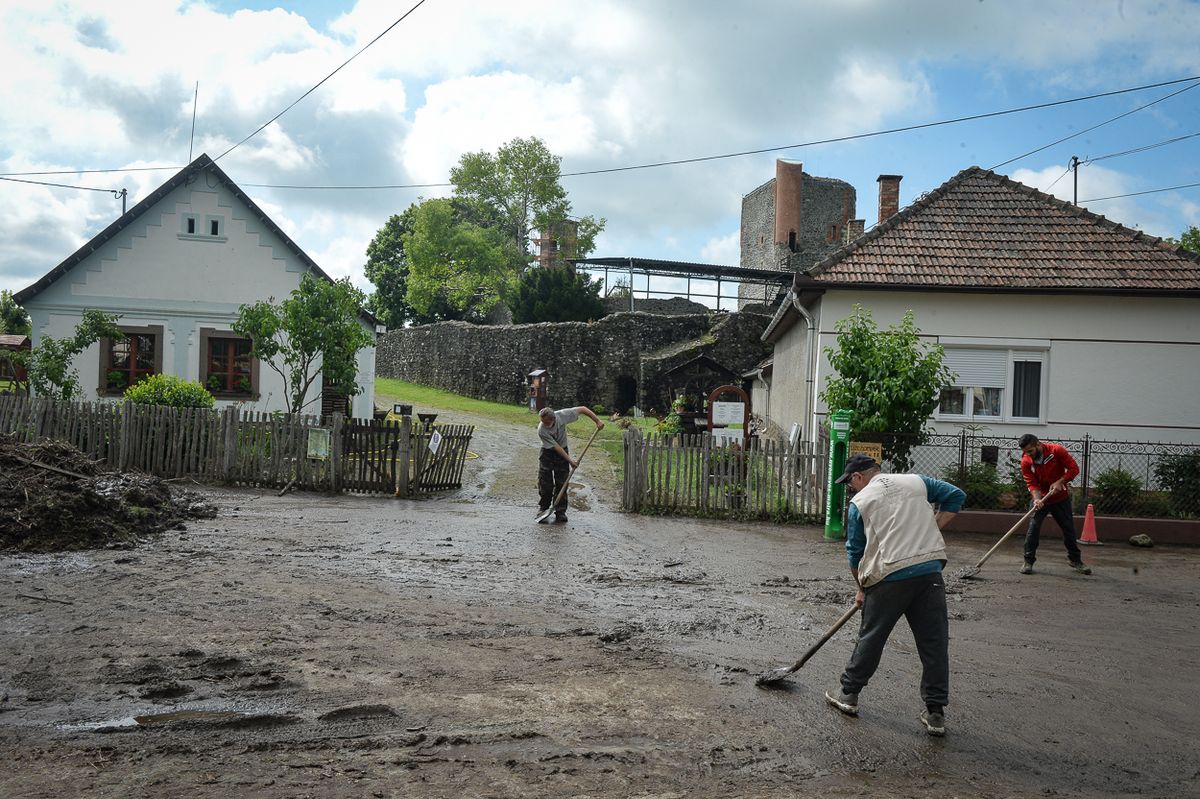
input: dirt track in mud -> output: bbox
[2,407,1199,798]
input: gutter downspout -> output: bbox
[790,291,818,438]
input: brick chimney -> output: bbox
[843,219,866,244]
[877,174,902,223]
[774,160,804,251]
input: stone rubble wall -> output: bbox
[375,311,772,413]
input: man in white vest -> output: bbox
[823,453,965,737]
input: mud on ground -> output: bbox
[1,407,1198,798]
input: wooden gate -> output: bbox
[409,423,475,492]
[340,417,403,494]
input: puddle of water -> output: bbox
[134,710,243,725]
[59,710,245,732]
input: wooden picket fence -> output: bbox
[622,428,828,521]
[0,394,473,496]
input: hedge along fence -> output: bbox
[0,394,474,496]
[622,427,828,522]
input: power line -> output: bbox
[212,0,430,163]
[7,74,1200,194]
[1081,180,1200,203]
[0,175,118,193]
[559,75,1200,177]
[0,165,181,177]
[988,79,1200,170]
[1086,130,1200,164]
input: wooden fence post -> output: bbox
[329,412,344,493]
[396,415,411,498]
[222,406,239,483]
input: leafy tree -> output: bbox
[451,137,605,267]
[403,198,512,323]
[233,273,374,414]
[819,305,954,471]
[1163,225,1200,255]
[510,266,606,323]
[124,374,215,409]
[363,207,416,329]
[0,290,31,336]
[20,310,125,399]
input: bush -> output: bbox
[124,374,215,409]
[655,412,682,436]
[944,462,1004,509]
[591,404,606,416]
[1154,451,1200,519]
[1092,467,1143,515]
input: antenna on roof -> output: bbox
[188,82,199,163]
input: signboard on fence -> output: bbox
[428,429,443,455]
[307,428,330,460]
[711,401,744,426]
[711,427,743,446]
[849,441,883,462]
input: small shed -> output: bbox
[0,334,30,392]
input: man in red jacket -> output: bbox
[1018,434,1091,575]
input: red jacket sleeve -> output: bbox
[1050,442,1080,483]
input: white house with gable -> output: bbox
[14,154,379,418]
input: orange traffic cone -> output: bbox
[1078,503,1101,545]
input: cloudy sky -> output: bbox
[2,0,1199,309]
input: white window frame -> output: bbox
[935,341,1049,425]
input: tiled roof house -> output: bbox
[761,166,1200,445]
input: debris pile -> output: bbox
[0,434,217,552]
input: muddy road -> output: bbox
[2,409,1198,798]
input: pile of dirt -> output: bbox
[0,433,217,552]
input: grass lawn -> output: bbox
[375,377,659,479]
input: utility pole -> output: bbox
[1071,155,1080,206]
[112,188,127,214]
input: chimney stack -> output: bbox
[774,160,804,252]
[844,219,866,244]
[877,175,902,223]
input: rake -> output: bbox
[755,602,862,686]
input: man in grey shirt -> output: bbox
[537,405,604,523]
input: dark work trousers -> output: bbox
[840,571,949,711]
[1023,497,1083,565]
[538,447,570,512]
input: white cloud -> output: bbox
[700,231,739,265]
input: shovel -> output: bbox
[755,602,862,686]
[535,426,601,524]
[956,503,1039,580]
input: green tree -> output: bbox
[233,273,375,414]
[403,198,512,323]
[819,305,954,471]
[510,266,606,323]
[0,290,31,336]
[23,310,125,399]
[451,137,605,267]
[363,207,416,329]
[1163,225,1200,255]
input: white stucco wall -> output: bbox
[22,174,376,416]
[768,290,1200,445]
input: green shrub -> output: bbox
[655,412,682,436]
[1092,467,1142,515]
[944,462,1004,509]
[124,374,215,409]
[1154,451,1200,519]
[591,404,606,416]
